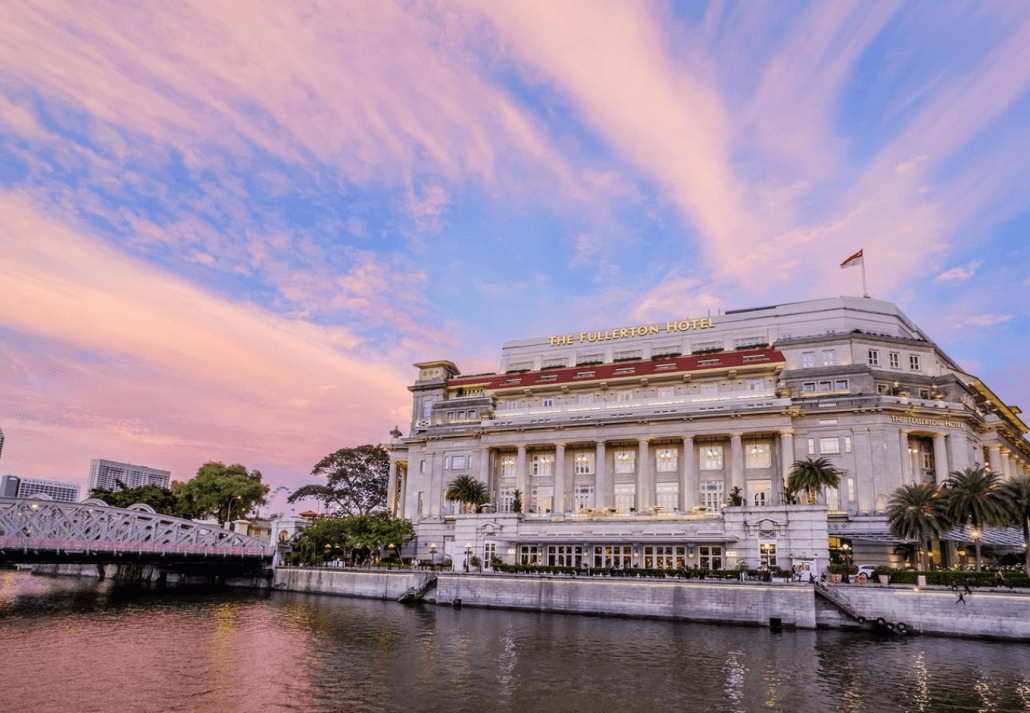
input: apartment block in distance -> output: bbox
[1,475,80,503]
[88,459,171,493]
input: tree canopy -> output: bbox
[290,512,415,565]
[89,482,183,516]
[887,483,952,570]
[1001,475,1030,573]
[445,475,487,513]
[786,457,841,504]
[288,444,390,515]
[172,462,269,526]
[943,466,1007,571]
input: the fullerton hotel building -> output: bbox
[387,297,1030,573]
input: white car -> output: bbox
[857,564,877,577]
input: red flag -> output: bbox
[840,249,864,269]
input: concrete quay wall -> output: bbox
[274,567,423,600]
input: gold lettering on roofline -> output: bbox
[548,318,716,347]
[891,415,963,429]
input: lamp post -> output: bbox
[464,543,473,573]
[430,542,437,570]
[972,528,982,572]
[226,495,244,530]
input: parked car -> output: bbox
[857,564,877,577]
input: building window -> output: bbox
[656,448,678,472]
[746,379,763,392]
[819,380,832,391]
[507,401,519,411]
[530,486,553,514]
[746,443,771,469]
[802,382,815,393]
[910,355,921,371]
[614,483,636,513]
[519,545,540,566]
[658,387,674,399]
[614,451,636,474]
[759,541,777,568]
[500,488,515,513]
[656,482,678,511]
[802,352,814,368]
[547,544,583,568]
[419,460,426,473]
[449,455,467,470]
[918,388,930,399]
[575,452,595,474]
[467,409,477,420]
[835,379,848,391]
[889,352,899,369]
[820,437,840,455]
[877,383,890,394]
[701,383,718,396]
[699,545,722,570]
[700,446,723,470]
[822,350,836,366]
[542,397,554,408]
[594,544,633,569]
[868,350,879,366]
[417,492,424,515]
[501,455,517,479]
[579,394,593,405]
[617,390,633,402]
[808,438,815,455]
[845,436,852,453]
[483,541,497,567]
[700,481,724,509]
[752,480,771,506]
[575,485,595,511]
[531,454,554,476]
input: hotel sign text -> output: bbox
[891,415,963,429]
[549,318,716,347]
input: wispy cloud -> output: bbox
[935,260,983,284]
[964,314,1013,327]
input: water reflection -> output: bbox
[2,572,1030,712]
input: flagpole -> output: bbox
[861,255,868,298]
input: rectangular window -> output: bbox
[802,382,815,393]
[847,477,855,503]
[614,451,636,474]
[419,460,426,473]
[759,541,777,568]
[617,390,633,402]
[447,411,456,422]
[918,388,930,399]
[751,480,771,506]
[594,544,633,569]
[745,443,771,469]
[701,383,718,396]
[658,387,674,399]
[417,491,424,515]
[700,481,724,509]
[700,446,723,470]
[500,488,515,513]
[889,352,900,369]
[501,455,517,479]
[530,486,553,514]
[547,545,583,568]
[910,355,921,371]
[808,438,816,455]
[531,454,554,476]
[656,448,678,472]
[484,541,497,567]
[507,401,519,411]
[444,456,450,470]
[451,456,467,470]
[868,350,879,366]
[818,380,832,391]
[822,350,836,366]
[746,379,763,392]
[575,485,595,511]
[820,437,840,455]
[467,409,477,420]
[579,394,593,405]
[877,383,890,394]
[801,352,814,368]
[844,436,852,454]
[614,483,636,514]
[542,397,554,408]
[834,379,848,391]
[422,400,434,419]
[575,453,595,474]
[519,545,539,566]
[656,482,678,512]
[699,545,722,570]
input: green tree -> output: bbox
[445,475,488,513]
[727,486,744,507]
[943,466,1007,571]
[887,483,952,571]
[291,513,415,565]
[288,444,389,516]
[786,457,841,505]
[1000,475,1030,574]
[173,462,270,527]
[511,488,523,514]
[89,481,189,516]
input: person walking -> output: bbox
[955,591,966,605]
[995,569,1005,589]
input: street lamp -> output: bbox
[430,542,438,569]
[971,528,981,571]
[226,495,244,530]
[464,543,473,573]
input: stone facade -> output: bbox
[389,297,1030,572]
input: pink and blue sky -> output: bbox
[2,2,1029,504]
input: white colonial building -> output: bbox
[388,297,1030,573]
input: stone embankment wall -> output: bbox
[274,567,425,600]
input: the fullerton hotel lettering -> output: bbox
[891,415,963,428]
[549,318,716,347]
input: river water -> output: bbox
[2,570,1030,713]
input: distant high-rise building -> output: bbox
[88,459,171,494]
[0,424,5,464]
[1,475,80,503]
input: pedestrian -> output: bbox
[955,591,966,605]
[996,569,1005,588]
[964,577,973,594]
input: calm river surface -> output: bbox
[3,570,1030,713]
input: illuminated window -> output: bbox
[700,446,723,470]
[752,480,771,506]
[575,485,594,511]
[822,350,835,366]
[614,483,635,513]
[656,482,678,511]
[802,352,814,368]
[656,448,678,472]
[531,454,554,476]
[700,481,724,509]
[575,452,594,474]
[746,443,771,469]
[820,437,840,455]
[699,545,722,570]
[759,541,777,568]
[614,451,636,474]
[501,455,517,479]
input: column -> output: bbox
[730,433,744,498]
[479,447,491,504]
[1001,448,1012,480]
[595,441,607,509]
[899,431,913,485]
[637,439,651,511]
[682,436,696,511]
[947,434,970,474]
[933,434,949,485]
[554,443,566,514]
[516,445,527,512]
[779,430,794,505]
[397,465,406,519]
[387,460,398,517]
[988,445,1002,477]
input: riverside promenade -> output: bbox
[273,566,1030,641]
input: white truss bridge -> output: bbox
[0,497,275,562]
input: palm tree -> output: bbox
[444,475,487,514]
[887,483,952,571]
[1000,475,1030,574]
[943,466,1007,571]
[786,458,841,505]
